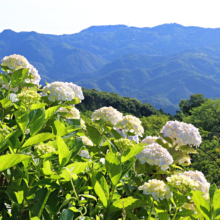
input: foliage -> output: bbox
[0,55,219,219]
[78,88,157,118]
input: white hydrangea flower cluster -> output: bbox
[167,174,199,194]
[141,136,159,145]
[160,120,202,148]
[1,54,29,70]
[35,144,56,155]
[114,115,144,136]
[81,136,93,146]
[67,83,84,100]
[80,150,91,159]
[59,106,80,119]
[1,54,41,86]
[138,179,172,201]
[25,64,41,86]
[183,170,210,194]
[136,143,173,171]
[42,82,81,102]
[91,106,123,125]
[58,106,86,128]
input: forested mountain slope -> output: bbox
[2,24,220,113]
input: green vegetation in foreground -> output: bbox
[1,54,220,219]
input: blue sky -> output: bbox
[1,0,220,35]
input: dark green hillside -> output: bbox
[78,88,158,118]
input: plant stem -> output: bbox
[173,208,178,220]
[147,198,154,220]
[37,188,51,218]
[70,173,78,200]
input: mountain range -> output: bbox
[1,23,220,114]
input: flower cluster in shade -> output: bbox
[58,106,86,128]
[138,179,172,201]
[114,138,135,152]
[136,143,173,171]
[141,136,159,145]
[1,54,41,86]
[81,136,93,146]
[167,174,199,194]
[17,90,41,105]
[160,121,202,148]
[59,106,80,119]
[35,144,56,155]
[91,106,123,125]
[183,170,210,194]
[114,115,144,136]
[42,82,84,102]
[80,150,91,159]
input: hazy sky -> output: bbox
[1,0,220,35]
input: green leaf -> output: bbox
[0,98,12,108]
[155,138,170,149]
[86,124,101,145]
[11,68,29,86]
[14,191,24,204]
[29,108,45,136]
[191,191,210,220]
[168,148,191,164]
[173,191,187,208]
[66,162,89,174]
[121,157,135,178]
[45,105,61,120]
[31,217,40,220]
[213,189,220,218]
[105,151,122,186]
[155,206,169,220]
[126,209,139,220]
[79,194,97,201]
[209,184,217,207]
[14,110,29,134]
[30,103,47,110]
[53,120,67,136]
[57,135,70,167]
[111,128,122,140]
[0,154,31,172]
[121,144,145,164]
[21,133,55,150]
[90,171,109,208]
[159,133,173,145]
[0,73,10,83]
[110,196,149,213]
[178,145,198,154]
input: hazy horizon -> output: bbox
[1,0,220,35]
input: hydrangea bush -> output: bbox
[0,54,220,220]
